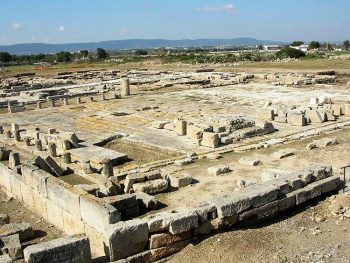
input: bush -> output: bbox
[276,47,305,59]
[135,50,148,56]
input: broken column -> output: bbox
[14,130,21,142]
[37,101,42,109]
[5,130,11,139]
[35,140,43,151]
[101,159,114,179]
[121,78,130,97]
[9,152,20,170]
[76,97,81,104]
[63,152,71,164]
[48,142,57,157]
[24,137,31,146]
[174,118,187,136]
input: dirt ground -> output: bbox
[168,195,350,263]
[0,191,63,252]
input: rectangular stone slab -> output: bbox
[69,144,127,166]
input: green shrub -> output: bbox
[276,47,305,59]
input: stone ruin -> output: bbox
[0,69,349,262]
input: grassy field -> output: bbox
[2,57,350,77]
[237,59,350,71]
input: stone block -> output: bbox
[201,132,219,148]
[293,182,322,205]
[306,110,325,123]
[151,121,169,129]
[0,148,10,161]
[145,212,173,233]
[44,156,64,177]
[174,158,192,166]
[0,234,23,260]
[31,169,50,197]
[80,195,120,233]
[104,219,149,261]
[23,235,91,263]
[174,118,187,136]
[207,165,231,176]
[150,240,190,262]
[124,173,146,193]
[104,194,138,211]
[21,164,39,189]
[332,105,342,116]
[135,192,160,210]
[61,211,84,236]
[46,201,64,230]
[0,223,34,241]
[238,201,279,222]
[0,254,11,263]
[32,192,48,220]
[208,192,251,218]
[192,203,217,223]
[243,184,279,208]
[150,230,192,249]
[287,113,307,126]
[238,157,260,166]
[344,104,350,117]
[0,215,9,227]
[20,182,34,208]
[133,179,168,195]
[257,109,274,121]
[271,148,295,159]
[169,174,193,188]
[168,210,198,235]
[33,156,52,174]
[46,178,81,217]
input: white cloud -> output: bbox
[11,22,22,30]
[58,25,65,32]
[196,4,235,14]
[120,28,129,35]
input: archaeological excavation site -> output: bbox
[0,67,349,263]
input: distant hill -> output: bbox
[0,38,283,55]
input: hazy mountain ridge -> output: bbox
[0,38,283,55]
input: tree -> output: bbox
[276,47,305,59]
[135,50,148,56]
[0,52,12,63]
[56,51,72,62]
[309,41,320,50]
[80,50,89,58]
[291,41,304,46]
[343,40,350,50]
[96,48,107,59]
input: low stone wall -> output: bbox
[0,162,119,257]
[104,165,340,262]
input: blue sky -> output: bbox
[1,0,349,45]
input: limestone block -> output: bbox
[124,173,146,193]
[21,163,39,189]
[0,214,9,227]
[168,210,198,235]
[0,223,34,241]
[104,219,149,261]
[207,165,231,176]
[0,234,23,260]
[332,105,343,116]
[150,230,192,249]
[32,192,48,220]
[62,210,85,235]
[174,118,187,136]
[174,158,192,166]
[208,192,251,218]
[307,138,338,150]
[133,179,169,195]
[45,156,64,177]
[169,174,193,188]
[287,113,307,126]
[145,212,173,233]
[150,240,190,262]
[306,110,325,123]
[243,183,279,208]
[238,200,279,222]
[104,194,138,211]
[186,125,203,144]
[135,192,160,210]
[0,147,11,161]
[20,182,34,208]
[310,165,332,181]
[33,156,52,174]
[238,157,260,166]
[201,132,219,148]
[294,182,322,205]
[271,148,295,159]
[257,109,274,121]
[31,169,50,197]
[46,178,81,217]
[23,235,91,263]
[151,121,169,129]
[80,195,120,233]
[192,203,217,223]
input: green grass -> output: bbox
[236,59,350,70]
